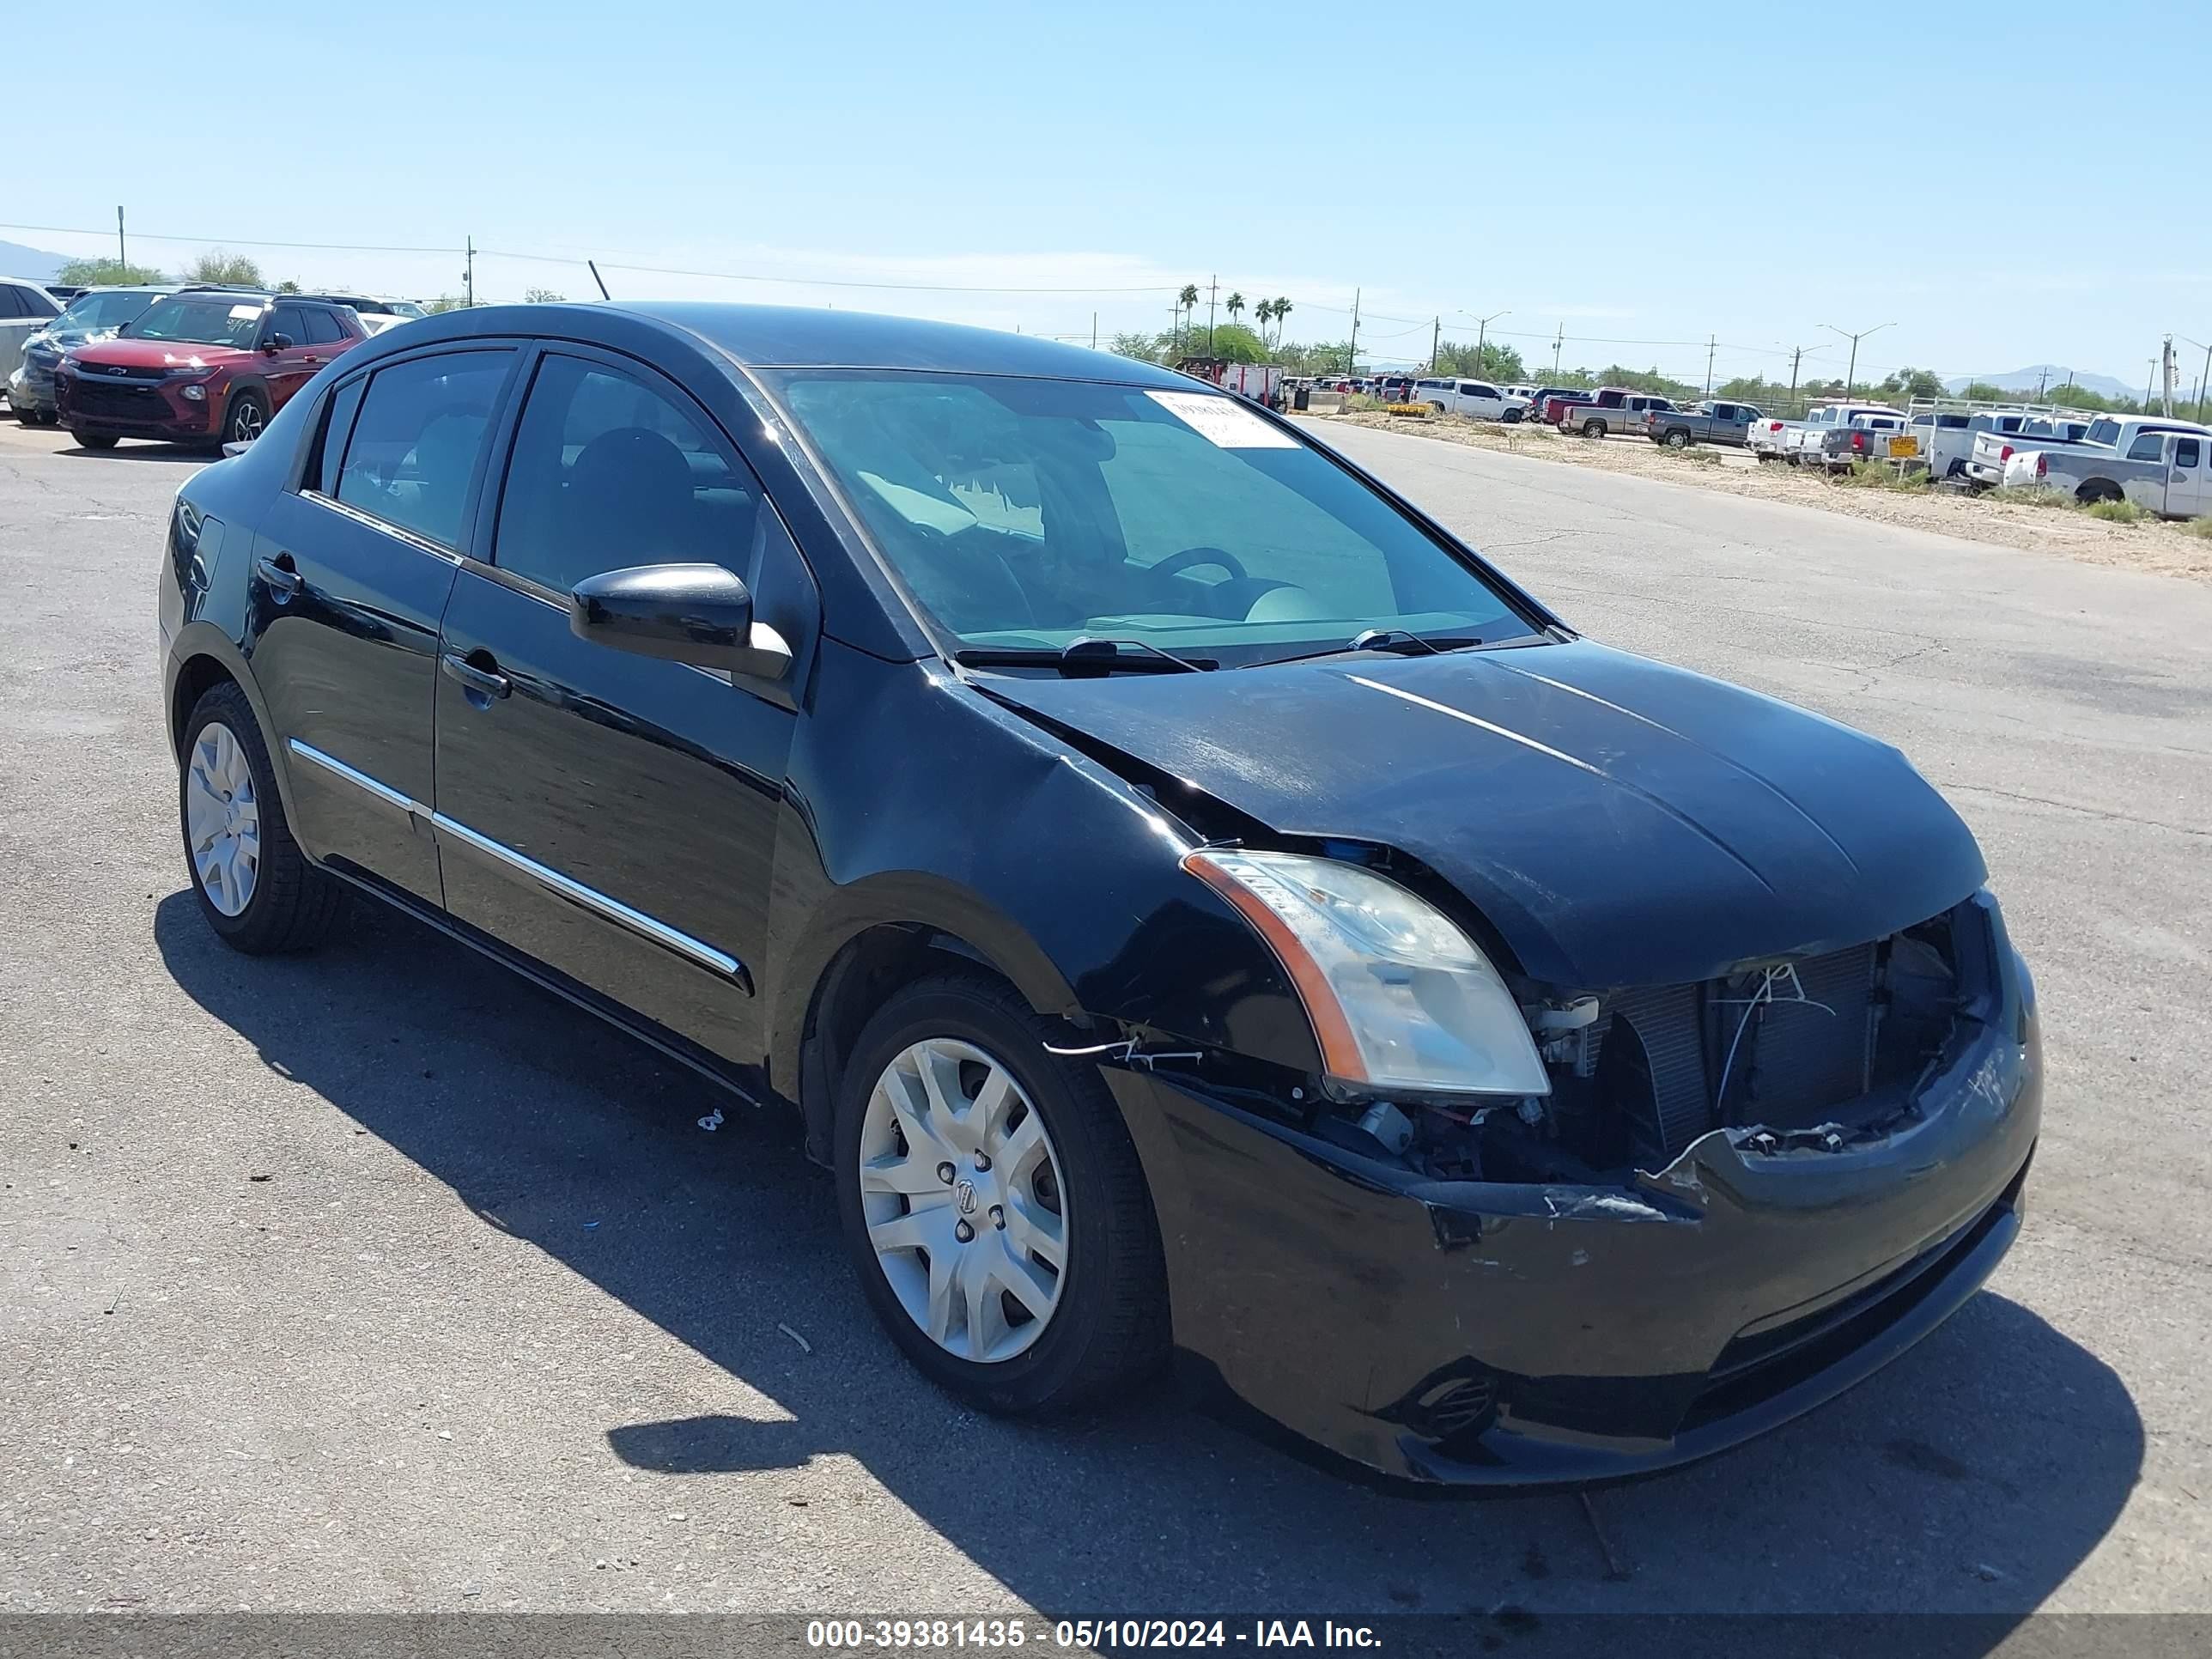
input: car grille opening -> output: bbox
[68,382,170,422]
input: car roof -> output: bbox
[611,301,1196,385]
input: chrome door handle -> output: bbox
[441,652,511,701]
[254,554,301,598]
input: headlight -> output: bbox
[1183,849,1548,1097]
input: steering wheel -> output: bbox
[1150,545,1249,583]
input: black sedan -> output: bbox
[157,302,2040,1486]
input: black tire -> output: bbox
[834,972,1168,1416]
[2077,480,2122,505]
[13,405,34,426]
[1503,408,1522,424]
[72,431,118,450]
[179,682,343,953]
[1581,418,1606,439]
[223,387,270,446]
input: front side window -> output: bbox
[335,350,514,548]
[265,305,310,346]
[494,354,758,597]
[769,370,1534,665]
[125,296,266,349]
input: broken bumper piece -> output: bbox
[1106,928,2040,1488]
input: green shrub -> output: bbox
[2084,498,2142,524]
[1984,486,2075,510]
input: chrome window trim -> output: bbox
[301,489,465,565]
[430,811,744,981]
[286,738,428,817]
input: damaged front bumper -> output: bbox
[1106,894,2041,1488]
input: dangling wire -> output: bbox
[1715,963,1838,1109]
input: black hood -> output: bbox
[979,641,1986,988]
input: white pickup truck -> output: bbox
[1773,403,1905,466]
[1966,413,2196,489]
[1410,376,1522,422]
[2006,422,2212,516]
[1914,410,2088,482]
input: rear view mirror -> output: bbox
[569,562,788,679]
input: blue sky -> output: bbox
[11,1,2209,390]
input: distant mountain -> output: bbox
[1945,365,2136,402]
[0,240,69,283]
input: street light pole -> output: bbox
[1820,319,1894,397]
[1459,309,1509,377]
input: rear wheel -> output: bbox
[179,683,343,953]
[72,431,118,450]
[2077,480,2123,505]
[835,973,1168,1415]
[1665,428,1690,449]
[1582,418,1606,439]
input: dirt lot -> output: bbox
[1323,410,2212,584]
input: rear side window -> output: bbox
[2127,432,2166,461]
[493,353,758,598]
[0,287,25,319]
[302,307,347,347]
[313,379,368,495]
[265,304,310,346]
[335,350,514,548]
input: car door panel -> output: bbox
[246,347,520,907]
[429,346,816,1065]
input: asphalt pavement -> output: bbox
[2,416,2206,1624]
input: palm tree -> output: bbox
[1272,296,1292,345]
[1225,291,1245,334]
[1254,299,1275,342]
[1178,283,1200,349]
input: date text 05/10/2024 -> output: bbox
[805,1620,1383,1650]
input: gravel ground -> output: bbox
[3,418,2208,1626]
[1324,410,2212,582]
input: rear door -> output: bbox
[248,345,520,906]
[428,345,818,1065]
[0,282,60,380]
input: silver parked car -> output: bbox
[0,276,64,404]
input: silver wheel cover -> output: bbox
[185,720,261,916]
[859,1037,1069,1363]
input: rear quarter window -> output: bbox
[334,350,515,548]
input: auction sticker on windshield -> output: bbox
[1146,390,1297,448]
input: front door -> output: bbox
[430,347,817,1066]
[2166,434,2206,518]
[256,303,327,410]
[247,345,520,906]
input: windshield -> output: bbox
[769,370,1536,666]
[56,289,161,333]
[123,295,264,349]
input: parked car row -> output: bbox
[3,279,427,448]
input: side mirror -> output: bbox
[263,332,293,355]
[568,562,788,679]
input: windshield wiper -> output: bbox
[1241,629,1490,668]
[953,637,1216,676]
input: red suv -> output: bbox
[58,289,367,451]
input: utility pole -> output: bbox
[1552,323,1563,376]
[464,236,476,308]
[116,206,126,270]
[1788,345,1803,403]
[1348,289,1361,374]
[2161,334,2176,416]
[1430,316,1440,373]
[1091,312,1097,350]
[2185,337,2212,423]
[2145,358,2158,411]
[1206,275,1217,354]
[1705,333,1717,396]
[1820,319,1895,396]
[2034,365,2050,398]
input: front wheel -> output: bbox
[1502,408,1522,424]
[179,683,343,952]
[835,974,1168,1415]
[223,388,270,446]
